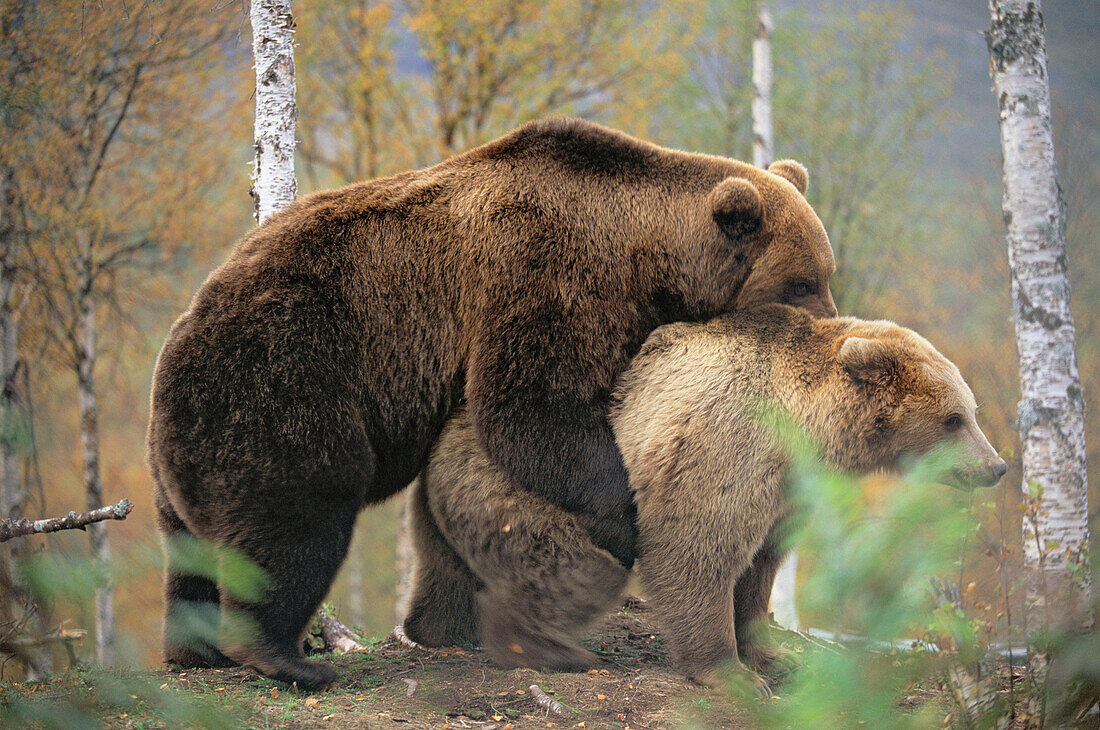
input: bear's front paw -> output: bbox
[165,643,238,669]
[741,641,799,680]
[272,658,338,692]
[687,662,772,697]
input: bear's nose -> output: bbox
[991,459,1007,480]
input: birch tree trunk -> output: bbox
[0,165,20,554]
[0,165,52,678]
[250,0,297,224]
[395,493,413,623]
[76,229,113,666]
[753,4,798,630]
[347,541,364,626]
[986,0,1091,634]
[250,0,370,644]
[751,6,773,170]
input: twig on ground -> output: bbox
[317,606,367,653]
[529,684,567,716]
[392,623,422,649]
[770,621,845,655]
[0,499,134,542]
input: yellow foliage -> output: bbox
[296,0,702,188]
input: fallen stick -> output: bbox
[392,623,422,649]
[769,621,845,656]
[529,684,567,717]
[317,607,367,653]
[0,499,134,542]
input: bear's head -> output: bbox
[827,322,1006,488]
[721,160,838,319]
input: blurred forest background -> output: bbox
[1,0,1097,670]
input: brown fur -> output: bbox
[408,304,1004,688]
[147,119,835,688]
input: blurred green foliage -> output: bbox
[1,667,239,729]
[720,413,1098,727]
[2,535,271,727]
[163,534,270,605]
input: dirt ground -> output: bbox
[5,600,751,729]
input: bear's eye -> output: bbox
[944,414,963,431]
[791,280,813,298]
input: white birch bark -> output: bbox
[771,552,798,630]
[753,5,799,629]
[347,543,364,626]
[751,6,773,169]
[77,228,114,666]
[394,492,413,623]
[250,0,297,224]
[986,0,1090,628]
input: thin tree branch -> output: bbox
[77,63,144,211]
[0,498,133,542]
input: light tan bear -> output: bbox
[404,303,1005,688]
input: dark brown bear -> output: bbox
[407,305,1005,690]
[148,118,836,689]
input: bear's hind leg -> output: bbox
[155,484,236,669]
[402,477,481,647]
[219,504,358,691]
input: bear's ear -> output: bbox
[768,159,808,196]
[710,177,763,238]
[839,336,895,384]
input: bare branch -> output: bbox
[78,63,144,211]
[391,623,422,650]
[1,624,87,650]
[316,606,366,654]
[529,685,568,717]
[0,498,133,542]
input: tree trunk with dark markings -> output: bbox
[986,0,1091,653]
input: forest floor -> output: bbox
[3,601,756,729]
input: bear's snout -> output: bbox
[972,457,1008,487]
[950,456,1007,489]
